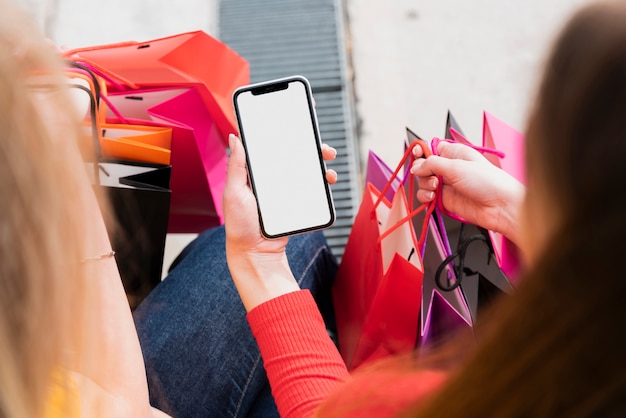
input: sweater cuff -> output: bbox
[247,289,321,332]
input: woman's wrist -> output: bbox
[496,180,525,246]
[227,251,300,312]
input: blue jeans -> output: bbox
[133,226,338,417]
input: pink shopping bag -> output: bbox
[481,111,525,280]
[106,86,226,232]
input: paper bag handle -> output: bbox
[375,140,436,251]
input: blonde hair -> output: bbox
[0,0,90,415]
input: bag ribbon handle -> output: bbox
[375,140,436,251]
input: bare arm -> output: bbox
[46,98,169,416]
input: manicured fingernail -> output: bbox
[323,143,337,156]
[411,159,423,174]
[229,134,237,149]
[431,177,439,189]
[425,191,434,201]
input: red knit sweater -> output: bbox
[247,290,447,418]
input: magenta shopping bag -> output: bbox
[481,111,525,280]
[106,86,226,232]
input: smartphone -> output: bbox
[233,75,335,238]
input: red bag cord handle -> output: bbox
[375,140,436,250]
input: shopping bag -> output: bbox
[99,123,172,165]
[105,86,227,232]
[407,133,473,348]
[482,111,525,183]
[481,111,525,280]
[444,110,469,144]
[406,119,512,331]
[428,111,516,287]
[427,214,512,323]
[333,142,433,371]
[70,75,172,309]
[419,215,473,348]
[63,31,249,143]
[91,161,171,309]
[365,150,408,202]
[366,137,473,350]
[65,64,173,166]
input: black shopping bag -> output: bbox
[90,161,171,309]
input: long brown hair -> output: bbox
[404,1,626,416]
[0,1,90,416]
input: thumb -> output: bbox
[437,141,485,162]
[226,134,249,190]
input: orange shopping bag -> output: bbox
[65,63,172,166]
[99,123,172,165]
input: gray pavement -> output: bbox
[17,0,596,273]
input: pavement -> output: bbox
[18,0,595,273]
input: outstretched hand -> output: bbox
[411,140,525,245]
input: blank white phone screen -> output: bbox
[236,79,334,237]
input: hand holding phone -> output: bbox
[233,76,335,238]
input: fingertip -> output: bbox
[229,133,237,149]
[322,143,337,159]
[326,169,338,184]
[417,190,435,203]
[227,134,247,170]
[410,158,424,175]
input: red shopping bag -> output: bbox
[365,138,473,355]
[63,31,249,142]
[333,142,434,371]
[105,86,227,232]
